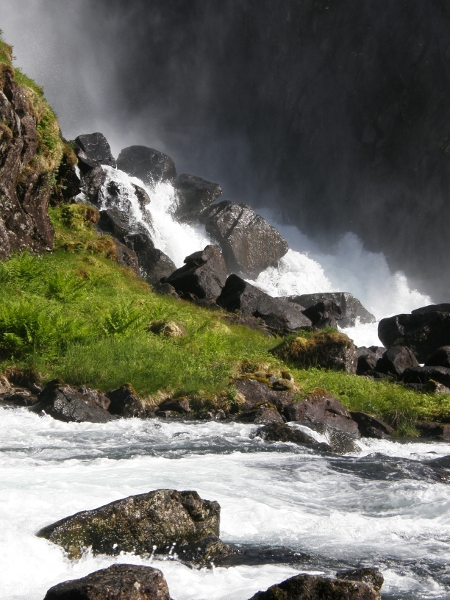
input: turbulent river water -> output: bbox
[1,171,448,599]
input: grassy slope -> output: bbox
[0,205,449,432]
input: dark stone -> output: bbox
[356,347,378,375]
[412,304,450,315]
[74,132,116,173]
[175,534,232,567]
[174,173,222,222]
[30,380,115,423]
[415,421,450,441]
[376,345,420,377]
[284,390,360,436]
[37,489,231,565]
[378,311,450,362]
[350,412,394,439]
[217,274,312,335]
[256,422,331,452]
[106,384,150,418]
[117,145,176,184]
[287,292,375,327]
[235,378,294,412]
[113,238,141,276]
[0,390,37,407]
[80,165,106,205]
[249,572,380,600]
[425,346,450,368]
[401,366,450,388]
[124,232,176,285]
[43,563,170,600]
[157,397,190,414]
[369,346,386,359]
[302,299,343,329]
[51,145,81,206]
[163,245,227,301]
[200,201,289,278]
[236,404,284,424]
[337,568,384,593]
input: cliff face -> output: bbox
[0,40,62,260]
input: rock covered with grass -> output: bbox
[37,489,232,566]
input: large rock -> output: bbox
[106,383,151,418]
[286,292,375,327]
[425,345,450,368]
[256,422,331,451]
[356,347,379,375]
[302,299,343,329]
[117,145,176,184]
[217,274,312,335]
[271,331,358,373]
[201,201,289,277]
[378,311,450,362]
[376,345,420,377]
[163,245,227,301]
[235,378,294,412]
[174,173,222,222]
[30,380,115,423]
[73,132,116,173]
[401,365,450,388]
[350,411,394,439]
[37,489,231,565]
[412,304,450,315]
[249,571,381,600]
[284,389,360,436]
[43,564,170,600]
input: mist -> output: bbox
[1,0,449,302]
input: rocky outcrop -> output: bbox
[235,378,295,413]
[43,564,171,600]
[415,421,450,441]
[163,245,227,301]
[217,274,312,335]
[401,366,450,388]
[356,346,385,375]
[37,489,231,566]
[376,346,420,377]
[301,299,343,329]
[249,570,382,600]
[30,380,115,423]
[350,412,394,439]
[201,201,288,277]
[106,383,151,418]
[236,404,284,424]
[378,310,450,362]
[73,132,116,173]
[117,145,176,184]
[287,292,375,328]
[174,173,222,222]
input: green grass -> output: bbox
[0,204,449,430]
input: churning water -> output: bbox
[0,409,449,599]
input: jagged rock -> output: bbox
[124,232,176,285]
[201,201,288,277]
[43,564,170,600]
[356,347,378,375]
[425,346,450,368]
[174,173,222,222]
[163,245,227,301]
[217,275,312,335]
[249,572,381,600]
[157,397,190,414]
[302,299,343,329]
[286,292,375,327]
[73,132,116,174]
[256,422,331,451]
[149,320,186,337]
[106,383,150,418]
[350,412,394,439]
[378,311,450,362]
[235,378,294,412]
[283,389,360,436]
[37,489,231,566]
[337,568,384,593]
[30,380,115,423]
[415,421,450,441]
[376,346,420,377]
[271,331,358,373]
[117,145,176,184]
[235,404,284,424]
[113,238,141,276]
[401,365,450,388]
[80,165,106,205]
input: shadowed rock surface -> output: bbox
[117,145,176,184]
[287,293,375,328]
[73,132,116,173]
[424,345,450,368]
[350,412,394,439]
[106,383,151,418]
[43,564,171,600]
[37,489,231,565]
[174,173,222,222]
[376,345,420,377]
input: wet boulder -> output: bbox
[271,331,358,373]
[217,275,312,335]
[249,571,381,600]
[201,201,288,278]
[162,245,227,301]
[235,378,295,412]
[337,568,384,593]
[37,489,231,566]
[376,346,420,377]
[286,292,375,327]
[425,345,450,368]
[235,403,284,424]
[302,299,343,329]
[80,165,107,205]
[43,563,171,600]
[30,380,115,423]
[378,310,450,362]
[106,383,151,418]
[117,145,176,184]
[283,389,360,436]
[174,173,222,222]
[350,412,394,439]
[124,232,176,285]
[256,422,331,451]
[73,132,116,173]
[415,421,450,441]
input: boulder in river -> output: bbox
[286,292,375,327]
[249,570,382,599]
[30,380,115,423]
[73,132,117,173]
[415,421,450,441]
[174,173,222,222]
[235,378,295,412]
[236,403,285,424]
[106,383,151,418]
[256,422,331,451]
[350,412,394,439]
[43,563,170,600]
[218,274,312,335]
[201,201,289,278]
[117,145,176,184]
[37,489,231,566]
